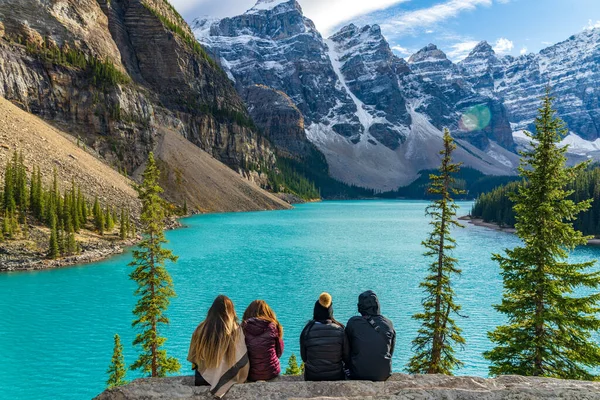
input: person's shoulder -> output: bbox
[345,316,363,327]
[380,315,395,330]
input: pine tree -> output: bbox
[93,196,104,235]
[407,128,466,375]
[48,214,59,259]
[284,354,303,376]
[129,153,180,377]
[183,200,188,215]
[484,90,600,379]
[120,208,127,240]
[105,205,114,232]
[2,210,11,238]
[106,334,128,389]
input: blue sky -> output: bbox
[172,0,600,61]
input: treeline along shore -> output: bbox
[470,166,600,240]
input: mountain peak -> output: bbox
[408,44,448,63]
[463,41,496,60]
[246,0,300,14]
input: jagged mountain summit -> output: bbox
[193,0,518,191]
[459,29,600,149]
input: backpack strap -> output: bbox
[365,315,392,345]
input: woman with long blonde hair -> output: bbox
[187,295,248,398]
[242,300,285,381]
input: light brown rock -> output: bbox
[95,374,600,400]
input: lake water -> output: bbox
[1,200,599,399]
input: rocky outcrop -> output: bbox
[0,0,280,207]
[95,373,600,399]
[241,84,315,159]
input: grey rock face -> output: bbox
[241,84,316,159]
[408,44,515,151]
[95,373,600,400]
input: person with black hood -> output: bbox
[300,292,349,381]
[345,290,395,381]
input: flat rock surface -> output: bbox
[95,373,600,399]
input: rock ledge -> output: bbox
[95,373,600,399]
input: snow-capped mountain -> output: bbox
[192,0,599,190]
[458,29,600,145]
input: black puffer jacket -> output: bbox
[346,291,395,381]
[300,320,349,381]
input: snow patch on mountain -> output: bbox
[247,0,291,13]
[325,38,373,137]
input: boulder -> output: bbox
[95,373,600,399]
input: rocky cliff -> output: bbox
[0,0,283,209]
[194,0,518,191]
[95,373,600,399]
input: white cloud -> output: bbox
[300,0,411,35]
[446,40,479,61]
[585,19,600,30]
[391,44,412,56]
[519,46,528,55]
[169,0,412,35]
[380,0,492,36]
[493,37,514,54]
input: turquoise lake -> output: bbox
[1,200,600,399]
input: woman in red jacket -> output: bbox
[242,300,284,381]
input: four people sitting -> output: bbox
[188,290,397,397]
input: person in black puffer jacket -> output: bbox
[300,292,349,381]
[345,290,395,381]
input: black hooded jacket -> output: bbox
[345,291,395,381]
[300,298,349,381]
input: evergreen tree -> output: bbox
[93,196,104,235]
[183,200,188,215]
[48,214,59,259]
[484,90,600,379]
[407,128,466,375]
[284,354,303,376]
[129,153,180,377]
[120,208,128,240]
[105,205,115,232]
[2,210,11,238]
[106,334,128,389]
[71,180,80,232]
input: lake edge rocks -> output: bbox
[94,373,600,399]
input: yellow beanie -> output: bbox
[319,292,332,308]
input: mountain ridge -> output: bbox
[194,1,518,191]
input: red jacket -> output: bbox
[242,318,284,381]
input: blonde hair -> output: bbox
[243,300,284,338]
[190,295,240,369]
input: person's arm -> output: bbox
[342,329,350,365]
[300,324,309,362]
[345,320,353,353]
[273,324,285,358]
[187,329,198,369]
[390,324,396,357]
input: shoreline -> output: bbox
[0,238,141,273]
[0,198,309,273]
[0,216,183,273]
[461,216,600,246]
